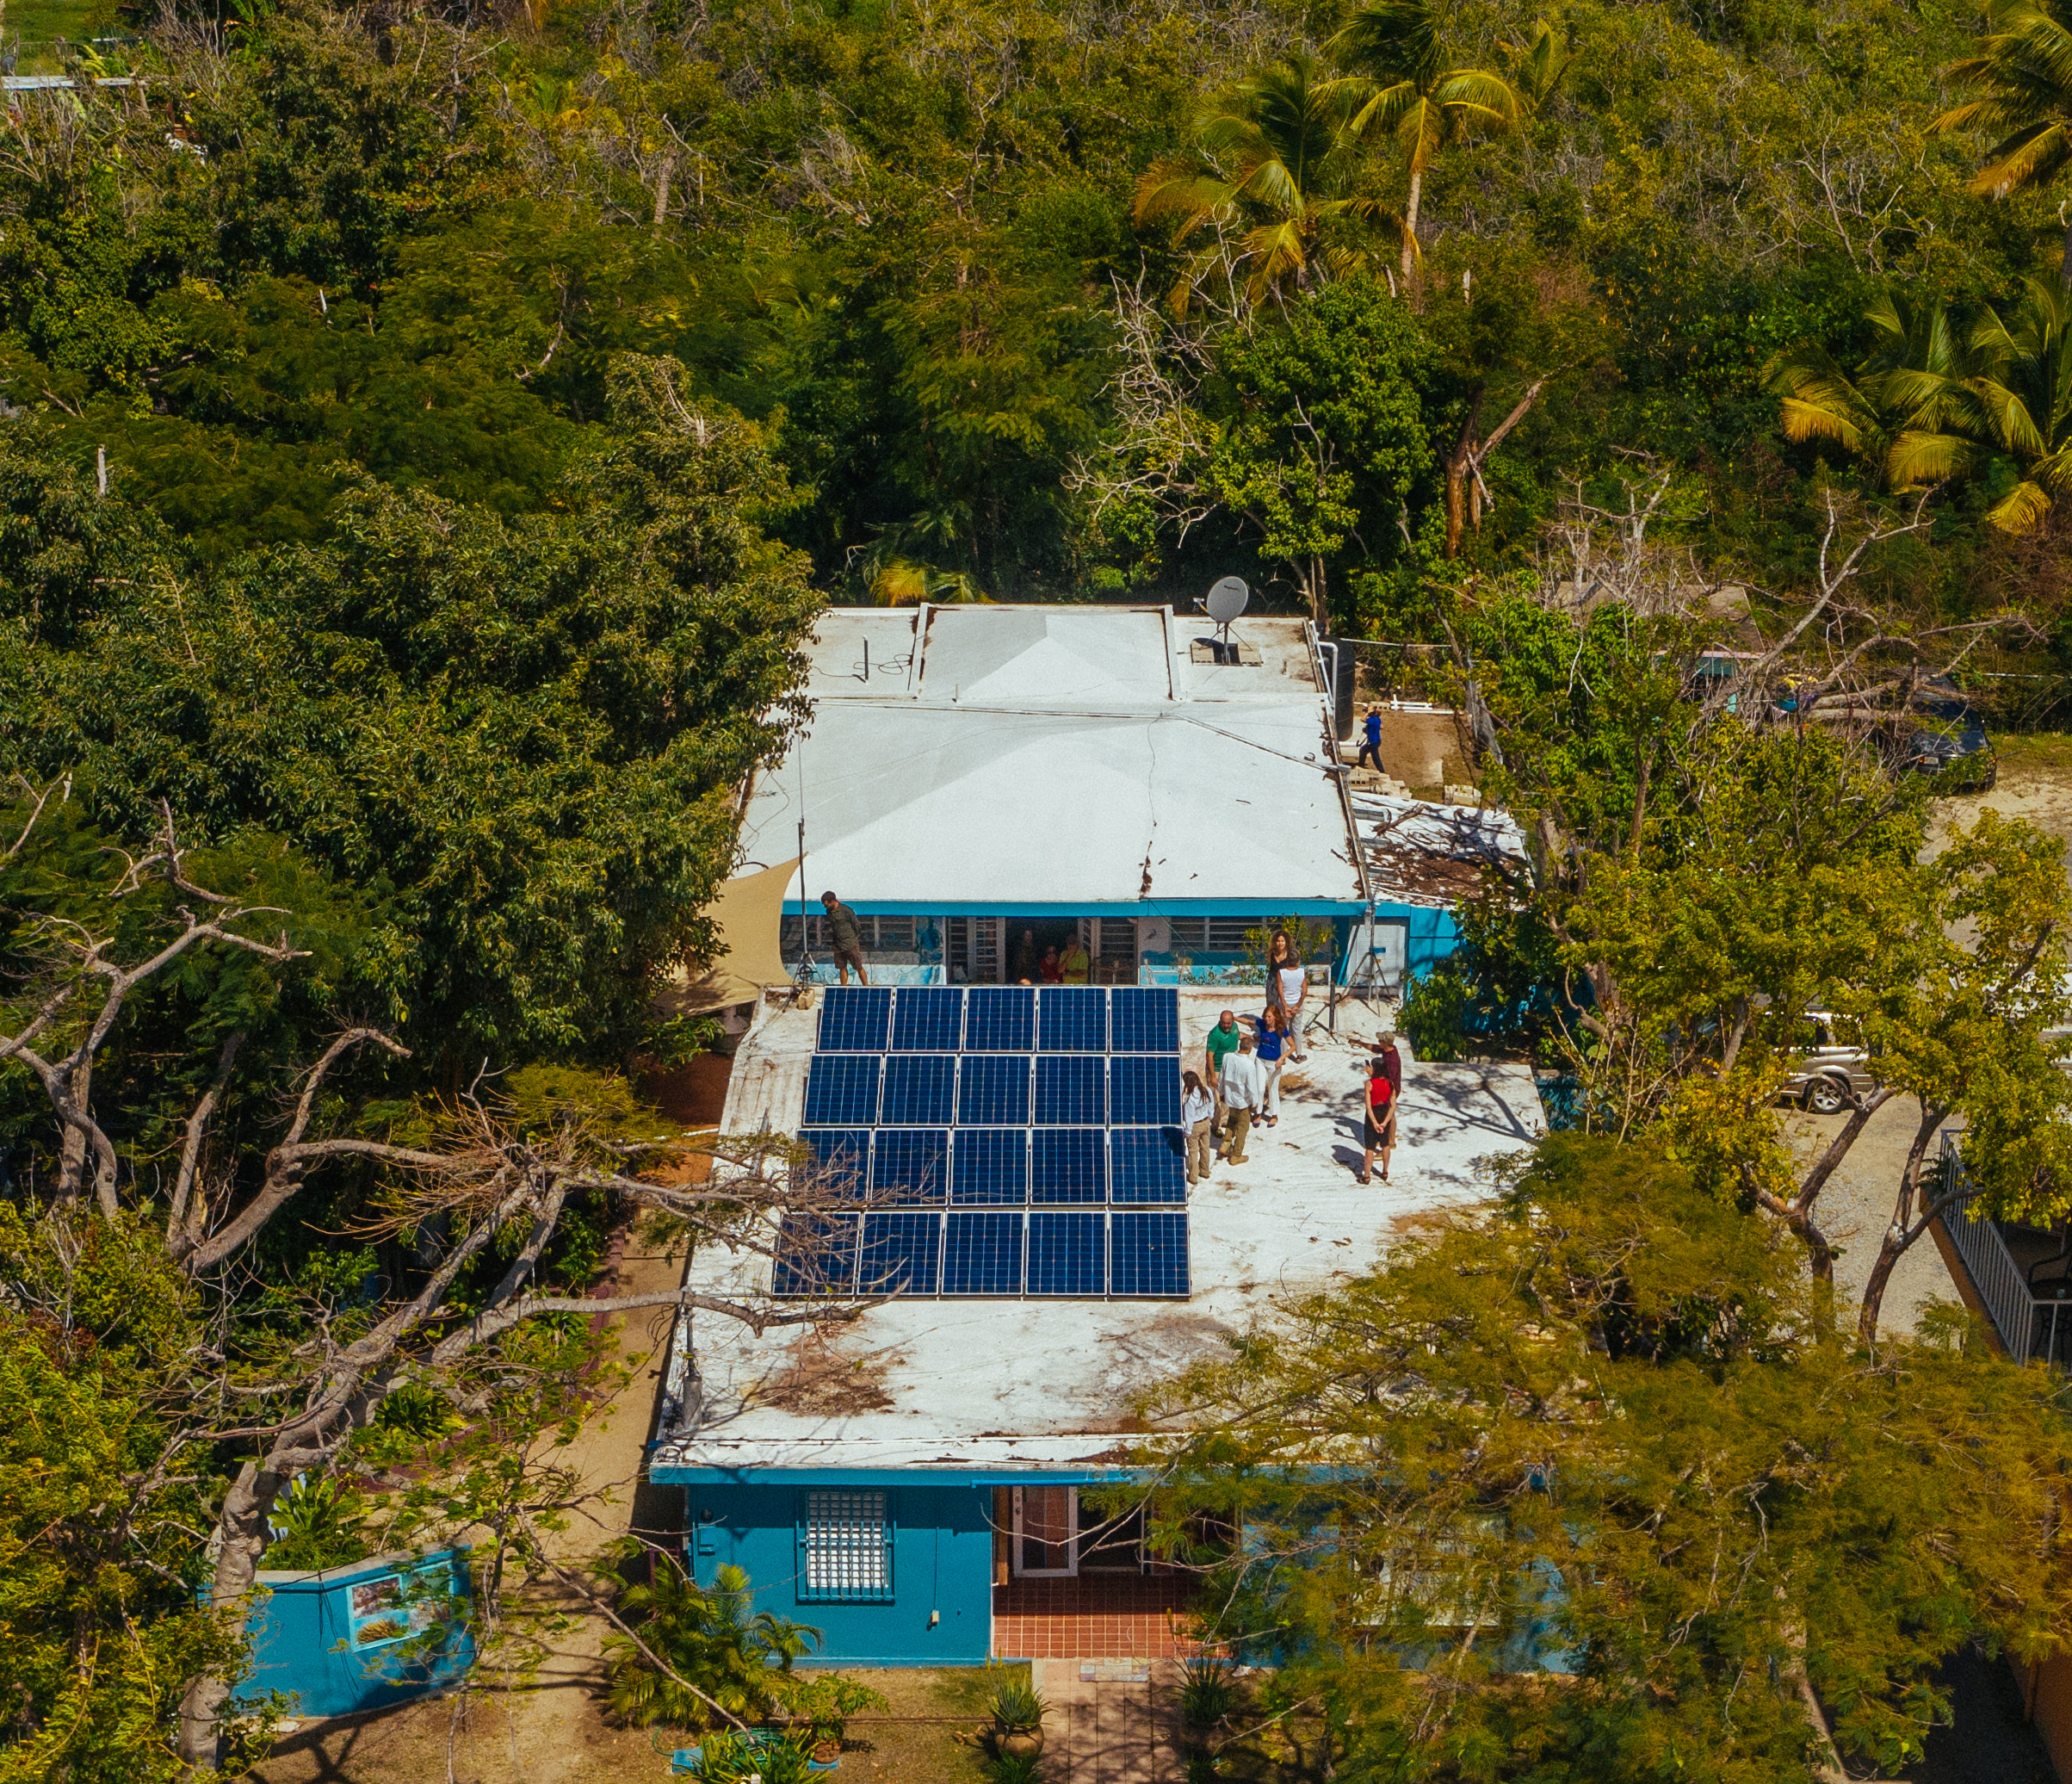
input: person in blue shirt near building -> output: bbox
[1256,1005,1288,1126]
[1356,703,1383,772]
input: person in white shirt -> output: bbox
[1267,930,1308,1062]
[1180,1070,1215,1183]
[1218,1035,1265,1165]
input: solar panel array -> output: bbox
[782,985,1190,1299]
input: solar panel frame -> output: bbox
[1030,1128,1107,1205]
[1037,986,1108,1052]
[1027,1211,1104,1297]
[1110,1211,1190,1298]
[869,1129,949,1205]
[950,1129,1029,1205]
[818,987,893,1052]
[956,1054,1032,1126]
[803,1055,881,1127]
[878,1054,956,1127]
[1110,1056,1183,1126]
[801,1129,872,1202]
[773,1213,861,1297]
[1110,1127,1188,1204]
[963,986,1036,1052]
[942,1211,1024,1296]
[1034,1054,1106,1126]
[891,987,964,1052]
[1110,987,1181,1055]
[859,1211,943,1295]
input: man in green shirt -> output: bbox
[820,889,869,985]
[1205,1009,1240,1144]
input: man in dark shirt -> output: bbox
[820,890,869,985]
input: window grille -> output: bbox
[781,915,830,954]
[1165,919,1257,953]
[798,1490,894,1601]
[875,916,915,950]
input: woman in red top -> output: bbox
[1359,1056,1395,1185]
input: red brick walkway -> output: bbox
[991,1573,1199,1660]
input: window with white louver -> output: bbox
[798,1490,894,1601]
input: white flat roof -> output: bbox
[742,605,1364,910]
[653,991,1546,1477]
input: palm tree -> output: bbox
[602,1560,820,1731]
[1133,53,1408,313]
[1327,0,1524,278]
[1936,0,2072,287]
[1767,291,1982,482]
[1892,279,2072,530]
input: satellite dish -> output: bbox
[1206,576,1250,625]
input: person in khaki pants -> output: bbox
[1218,1034,1265,1165]
[1181,1070,1215,1184]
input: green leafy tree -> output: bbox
[1202,276,1437,628]
[1937,0,2072,286]
[601,1562,820,1731]
[1136,1136,2072,1781]
[1328,0,1525,281]
[1133,55,1407,314]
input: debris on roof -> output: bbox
[1352,796,1530,908]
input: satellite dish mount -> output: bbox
[1204,576,1250,663]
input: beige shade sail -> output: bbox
[660,858,801,1014]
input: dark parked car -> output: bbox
[1896,689,1996,791]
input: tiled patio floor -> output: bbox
[992,1573,1199,1660]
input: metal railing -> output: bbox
[1937,1130,2072,1366]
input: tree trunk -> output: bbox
[1444,395,1481,560]
[653,152,675,232]
[1857,1102,1948,1345]
[179,1459,290,1769]
[1401,167,1422,284]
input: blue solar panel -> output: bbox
[773,1213,860,1296]
[1028,1211,1104,1296]
[1035,1054,1105,1125]
[879,1055,956,1126]
[1038,987,1107,1052]
[1110,1056,1182,1126]
[951,1130,1028,1205]
[801,1129,871,1200]
[1111,1211,1189,1297]
[804,1055,880,1127]
[860,1211,943,1294]
[1110,987,1180,1054]
[892,988,964,1051]
[965,987,1036,1051]
[1110,1127,1187,1204]
[870,1129,949,1205]
[943,1211,1024,1295]
[819,987,893,1052]
[956,1054,1031,1126]
[1031,1128,1106,1205]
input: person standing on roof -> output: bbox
[1378,1031,1403,1104]
[1256,1005,1287,1127]
[820,890,869,986]
[1060,931,1092,985]
[1180,1070,1215,1184]
[1358,1056,1396,1185]
[1356,704,1383,773]
[1219,1034,1265,1166]
[1266,930,1308,1062]
[1204,1009,1241,1146]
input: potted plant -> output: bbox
[987,1676,1048,1759]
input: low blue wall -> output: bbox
[683,1483,993,1667]
[238,1549,474,1719]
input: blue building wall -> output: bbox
[238,1549,474,1719]
[1392,902,1463,979]
[658,1468,1121,1667]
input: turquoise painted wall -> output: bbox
[238,1549,474,1719]
[683,1483,994,1667]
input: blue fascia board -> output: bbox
[651,1464,1142,1488]
[832,900,1368,918]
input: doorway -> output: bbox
[1003,920,1082,986]
[1012,1485,1078,1577]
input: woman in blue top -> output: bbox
[1256,1006,1287,1125]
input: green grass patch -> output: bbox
[7,0,119,66]
[1991,733,2072,781]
